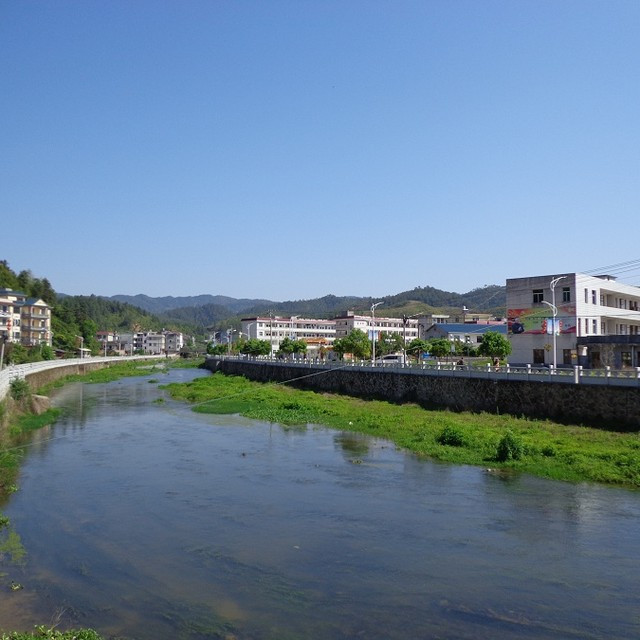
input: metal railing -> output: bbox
[210,355,640,387]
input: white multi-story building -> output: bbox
[133,331,166,355]
[506,272,640,368]
[334,311,418,343]
[164,331,184,354]
[0,288,52,347]
[241,316,336,355]
[130,330,184,355]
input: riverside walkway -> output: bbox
[210,355,640,387]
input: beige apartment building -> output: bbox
[0,288,52,347]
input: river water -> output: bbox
[0,367,639,639]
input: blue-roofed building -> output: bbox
[422,322,507,346]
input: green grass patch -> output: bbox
[37,360,168,393]
[9,409,62,437]
[164,372,640,489]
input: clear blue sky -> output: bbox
[2,1,639,301]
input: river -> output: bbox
[0,367,639,639]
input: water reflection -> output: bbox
[0,367,639,639]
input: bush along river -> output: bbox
[0,366,639,639]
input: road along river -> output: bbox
[1,367,639,639]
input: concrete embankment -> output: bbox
[204,358,640,431]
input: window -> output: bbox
[621,352,632,367]
[533,289,544,304]
[601,322,606,334]
[592,290,597,304]
[563,349,572,365]
[584,318,589,334]
[562,287,571,303]
[533,349,545,364]
[584,289,589,303]
[592,319,597,334]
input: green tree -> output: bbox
[375,332,404,357]
[477,331,512,360]
[452,338,477,357]
[277,337,296,356]
[40,344,55,360]
[240,339,271,356]
[206,342,227,355]
[407,338,430,360]
[79,318,100,354]
[6,344,28,365]
[427,338,451,359]
[333,329,371,360]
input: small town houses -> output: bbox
[0,288,185,357]
[239,311,505,359]
[96,330,185,356]
[4,268,640,368]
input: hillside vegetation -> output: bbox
[0,261,189,360]
[109,285,507,327]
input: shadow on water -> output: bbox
[0,367,639,639]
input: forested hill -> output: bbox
[112,284,507,328]
[0,260,185,355]
[194,286,506,321]
[2,258,506,343]
[110,293,273,314]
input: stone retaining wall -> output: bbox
[21,361,111,392]
[204,359,640,431]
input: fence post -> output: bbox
[573,365,580,384]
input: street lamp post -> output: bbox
[542,276,567,370]
[371,301,384,365]
[402,313,421,366]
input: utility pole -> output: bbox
[371,301,384,365]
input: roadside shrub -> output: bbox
[541,445,557,457]
[9,378,30,402]
[496,429,524,461]
[437,426,466,447]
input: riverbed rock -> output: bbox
[30,394,51,414]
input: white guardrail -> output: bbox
[211,356,640,388]
[0,355,169,402]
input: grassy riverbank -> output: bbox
[165,371,640,489]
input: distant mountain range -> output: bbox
[109,284,507,330]
[110,294,273,315]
